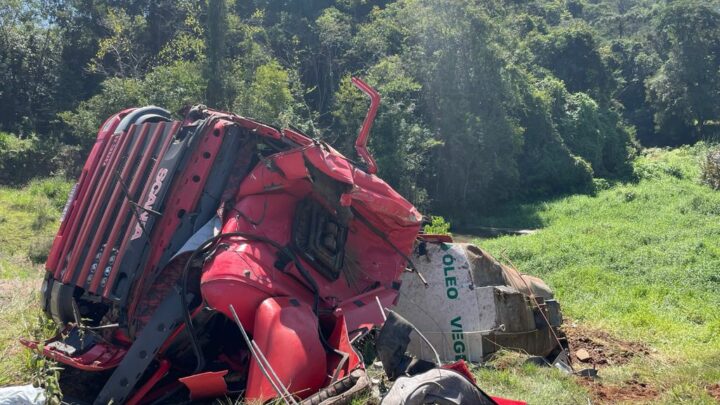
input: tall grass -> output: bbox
[0,177,72,278]
[476,144,720,403]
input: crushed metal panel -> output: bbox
[395,241,563,363]
[395,242,487,362]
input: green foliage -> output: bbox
[0,2,63,136]
[232,60,302,128]
[90,8,149,78]
[423,216,451,235]
[60,61,206,147]
[632,144,706,181]
[2,0,719,218]
[555,91,635,176]
[355,0,526,213]
[205,0,228,108]
[645,1,720,144]
[331,59,439,207]
[0,133,75,185]
[145,62,208,114]
[511,77,596,196]
[529,23,614,100]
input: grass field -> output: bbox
[473,144,720,403]
[0,177,71,387]
[0,147,719,403]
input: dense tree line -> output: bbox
[1,0,719,219]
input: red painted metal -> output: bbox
[244,297,326,401]
[491,397,528,405]
[125,120,226,319]
[78,124,151,290]
[102,122,179,297]
[282,127,314,146]
[351,77,380,175]
[324,312,362,380]
[89,123,166,294]
[50,110,131,277]
[63,129,132,284]
[179,370,229,400]
[19,336,127,371]
[126,360,171,405]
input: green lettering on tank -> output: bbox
[450,316,467,360]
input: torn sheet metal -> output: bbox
[394,241,563,363]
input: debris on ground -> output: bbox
[575,348,591,362]
[0,385,45,405]
[564,323,652,367]
[381,368,496,405]
[394,241,564,363]
[374,310,525,405]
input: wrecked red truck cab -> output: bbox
[27,78,425,404]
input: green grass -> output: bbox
[0,177,72,388]
[0,176,72,278]
[473,144,720,403]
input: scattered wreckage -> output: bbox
[22,78,566,404]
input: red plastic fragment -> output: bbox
[179,370,229,400]
[442,360,476,384]
[491,397,528,405]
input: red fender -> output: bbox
[245,297,327,402]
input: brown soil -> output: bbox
[707,383,720,402]
[563,323,652,367]
[564,323,659,403]
[580,378,659,403]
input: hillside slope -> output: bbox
[475,144,720,403]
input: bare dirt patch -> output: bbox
[563,323,659,403]
[707,383,720,402]
[580,377,659,403]
[563,323,652,367]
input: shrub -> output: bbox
[0,132,77,186]
[424,216,451,235]
[0,133,51,185]
[702,148,720,190]
[31,201,56,231]
[28,238,54,264]
[60,61,206,149]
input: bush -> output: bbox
[60,61,206,149]
[0,132,78,186]
[28,238,54,264]
[0,132,36,184]
[633,145,706,181]
[0,133,52,185]
[702,148,720,190]
[513,80,596,197]
[424,216,451,235]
